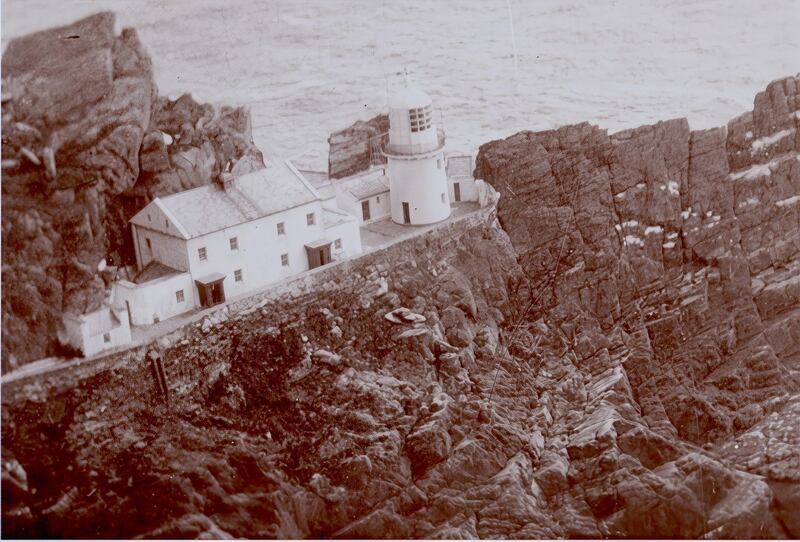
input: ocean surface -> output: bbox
[3,0,798,169]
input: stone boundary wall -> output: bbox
[1,205,498,403]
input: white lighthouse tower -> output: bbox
[384,79,451,225]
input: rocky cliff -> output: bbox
[1,13,264,367]
[2,55,798,539]
[328,113,388,179]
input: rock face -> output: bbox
[1,43,798,540]
[1,13,264,367]
[328,113,388,179]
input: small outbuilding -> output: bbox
[60,306,132,357]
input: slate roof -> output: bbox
[86,308,122,336]
[133,162,321,239]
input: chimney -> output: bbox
[218,171,235,192]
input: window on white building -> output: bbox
[198,247,207,261]
[335,238,342,249]
[229,237,238,251]
[441,192,445,203]
[306,212,315,226]
[376,195,381,203]
[103,332,111,343]
[165,219,169,229]
[277,222,285,235]
[176,290,184,303]
[234,269,243,282]
[437,158,442,169]
[409,106,433,133]
[146,238,152,250]
[281,253,289,266]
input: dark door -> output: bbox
[402,202,410,224]
[361,200,371,221]
[196,282,208,307]
[211,281,225,305]
[125,301,132,325]
[454,183,461,202]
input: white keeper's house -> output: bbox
[113,159,362,326]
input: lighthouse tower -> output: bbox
[384,80,451,225]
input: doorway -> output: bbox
[195,276,226,308]
[402,202,410,224]
[361,200,371,221]
[305,241,332,269]
[454,182,461,202]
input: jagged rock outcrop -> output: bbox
[474,74,800,537]
[328,113,388,179]
[1,13,264,367]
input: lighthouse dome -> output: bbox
[388,84,432,110]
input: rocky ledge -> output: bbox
[1,13,264,367]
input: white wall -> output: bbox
[361,192,391,223]
[449,176,479,203]
[62,309,132,357]
[134,225,190,272]
[114,271,195,326]
[184,200,332,302]
[388,151,451,224]
[82,309,132,357]
[324,215,362,260]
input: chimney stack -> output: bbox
[218,171,234,192]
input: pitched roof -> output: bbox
[131,161,321,239]
[446,154,473,178]
[133,261,183,284]
[348,174,389,200]
[86,308,122,336]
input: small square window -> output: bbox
[229,237,238,250]
[234,269,243,282]
[335,238,342,249]
[306,212,315,226]
[277,222,285,235]
[103,332,111,344]
[176,290,184,303]
[198,247,207,261]
[281,253,289,266]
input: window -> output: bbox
[277,222,285,235]
[146,238,152,250]
[281,253,289,266]
[175,290,184,303]
[361,200,371,221]
[409,105,433,133]
[198,247,207,261]
[376,195,381,203]
[335,238,342,249]
[103,332,111,344]
[147,213,151,222]
[437,158,442,169]
[306,212,315,226]
[234,269,243,282]
[441,192,445,203]
[165,219,169,228]
[229,237,238,251]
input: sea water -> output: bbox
[2,0,798,168]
